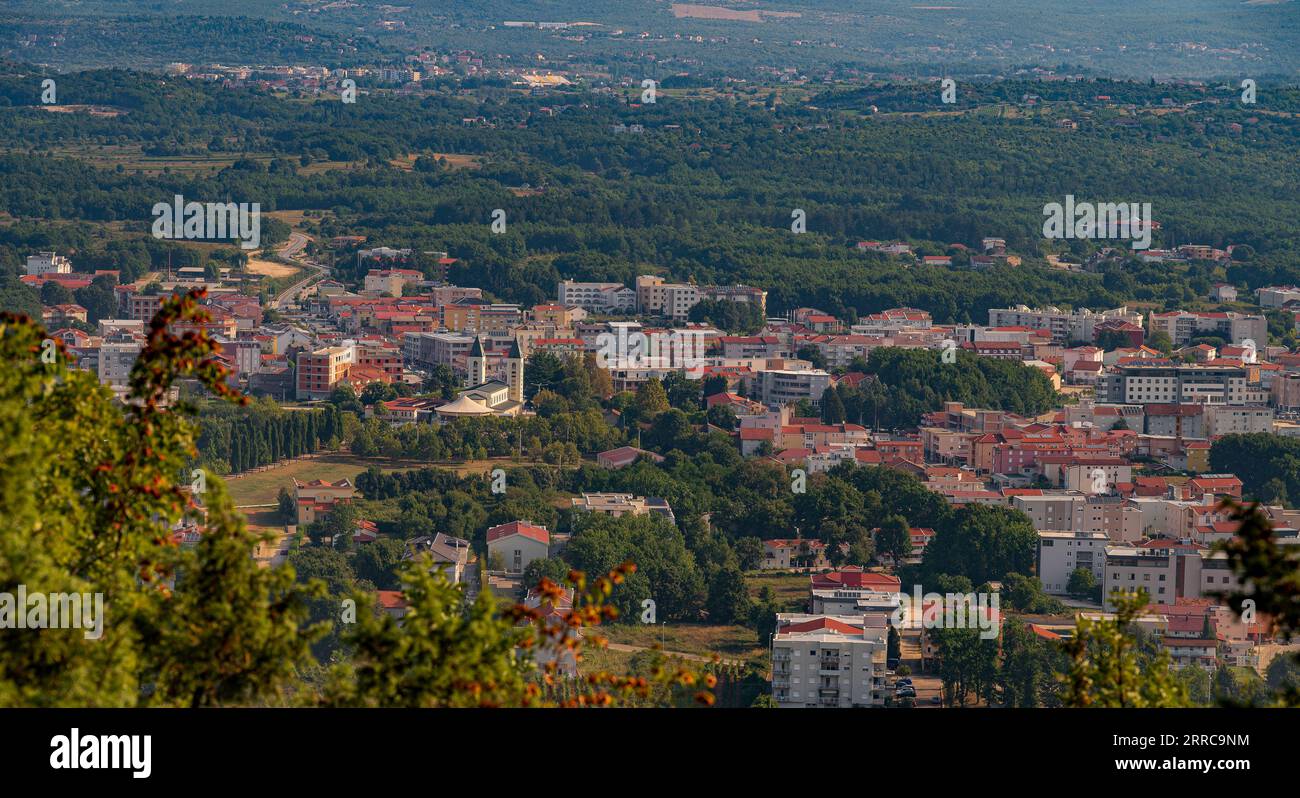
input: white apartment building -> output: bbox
[635,275,766,321]
[987,305,1142,344]
[771,614,890,708]
[1038,531,1108,594]
[1147,310,1267,347]
[756,368,831,407]
[403,331,475,371]
[1013,494,1084,531]
[26,251,73,276]
[97,340,142,393]
[363,268,422,297]
[1060,460,1132,493]
[556,280,636,313]
[1097,363,1266,406]
[1204,404,1274,436]
[1014,494,1143,543]
[1103,547,1176,610]
[1257,286,1300,309]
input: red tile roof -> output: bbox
[486,520,550,545]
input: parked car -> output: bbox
[896,687,917,698]
[896,678,912,686]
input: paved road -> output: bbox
[269,231,326,310]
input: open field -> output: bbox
[265,210,329,227]
[244,257,299,279]
[744,571,809,609]
[223,453,432,506]
[6,144,277,176]
[223,452,577,506]
[298,159,367,175]
[388,152,482,171]
[601,623,767,661]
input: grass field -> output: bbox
[224,453,432,506]
[744,571,809,610]
[601,623,767,661]
[13,144,277,176]
[223,452,575,506]
[389,152,482,171]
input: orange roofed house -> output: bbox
[485,520,551,574]
[293,478,356,525]
[763,538,830,569]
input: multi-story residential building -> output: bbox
[987,305,1143,344]
[770,614,890,708]
[128,292,165,323]
[425,285,482,306]
[97,340,142,394]
[442,299,522,333]
[635,275,766,320]
[1147,310,1267,347]
[1036,457,1131,493]
[808,334,878,369]
[403,331,475,372]
[556,280,636,313]
[773,423,870,451]
[1273,372,1300,411]
[1015,494,1143,543]
[762,538,830,569]
[296,345,355,400]
[1096,363,1266,406]
[1257,285,1300,309]
[699,283,767,317]
[293,478,356,525]
[1143,404,1206,438]
[755,368,831,407]
[26,251,73,276]
[363,268,423,297]
[719,335,787,359]
[529,304,584,327]
[356,340,404,382]
[1103,546,1177,610]
[1204,404,1274,436]
[1038,530,1109,594]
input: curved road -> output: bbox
[269,231,327,310]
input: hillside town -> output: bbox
[23,229,1300,709]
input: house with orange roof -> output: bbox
[763,538,829,570]
[375,590,410,620]
[486,521,551,574]
[293,478,356,525]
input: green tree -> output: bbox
[277,486,296,525]
[1063,590,1189,707]
[0,290,321,707]
[352,537,407,590]
[1067,567,1098,600]
[633,378,670,419]
[706,565,753,625]
[876,514,913,564]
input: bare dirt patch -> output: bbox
[245,258,299,279]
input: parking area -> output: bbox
[894,629,944,707]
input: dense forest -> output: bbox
[5,0,1299,78]
[193,399,343,475]
[2,67,1298,327]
